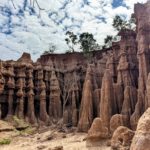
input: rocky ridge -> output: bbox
[0,1,150,150]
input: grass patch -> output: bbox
[0,139,11,145]
[12,116,37,136]
[12,116,29,130]
[19,127,37,135]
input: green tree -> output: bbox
[113,15,136,31]
[112,15,127,31]
[65,31,78,52]
[104,35,113,48]
[102,35,120,48]
[128,16,136,30]
[78,32,97,53]
[43,43,56,55]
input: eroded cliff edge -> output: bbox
[0,1,150,136]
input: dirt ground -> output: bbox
[0,127,111,150]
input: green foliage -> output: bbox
[0,139,11,145]
[65,31,78,52]
[65,31,100,57]
[65,49,72,53]
[103,35,120,48]
[43,51,49,55]
[102,45,106,49]
[43,43,56,55]
[13,116,23,125]
[102,15,136,49]
[128,16,136,30]
[12,116,29,130]
[19,127,37,135]
[12,116,36,135]
[113,15,136,31]
[78,32,97,53]
[113,15,127,31]
[104,35,113,47]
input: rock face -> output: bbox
[130,108,150,150]
[110,114,128,134]
[0,61,5,95]
[100,69,114,129]
[49,71,62,121]
[111,126,134,150]
[130,0,150,130]
[86,117,109,147]
[0,2,150,134]
[26,64,36,124]
[78,78,93,131]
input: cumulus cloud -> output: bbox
[0,0,148,61]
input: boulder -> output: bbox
[111,126,134,150]
[86,117,109,147]
[130,108,150,150]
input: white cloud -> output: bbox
[0,0,147,61]
[123,0,148,8]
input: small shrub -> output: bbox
[12,116,29,130]
[0,138,11,145]
[65,50,72,53]
[19,127,37,135]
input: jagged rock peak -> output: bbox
[17,52,33,63]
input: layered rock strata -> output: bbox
[0,2,149,136]
[130,107,150,150]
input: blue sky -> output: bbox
[0,0,147,61]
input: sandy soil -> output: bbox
[0,128,111,150]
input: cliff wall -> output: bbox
[0,1,149,132]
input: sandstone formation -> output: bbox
[0,1,149,140]
[26,63,36,124]
[78,78,93,131]
[110,114,128,134]
[130,0,150,130]
[130,107,150,150]
[111,126,134,150]
[86,117,109,147]
[100,69,114,129]
[49,71,62,121]
[0,61,5,95]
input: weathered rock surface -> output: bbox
[49,71,62,121]
[130,0,150,130]
[130,107,150,150]
[0,61,5,95]
[78,78,93,132]
[0,1,149,137]
[146,73,150,109]
[100,69,114,129]
[87,117,109,139]
[110,114,128,134]
[121,86,137,127]
[111,126,134,150]
[0,120,15,132]
[86,117,109,147]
